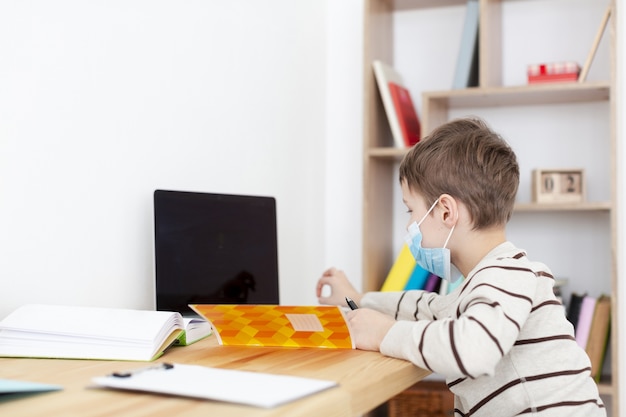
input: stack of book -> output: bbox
[380,245,463,295]
[567,293,611,382]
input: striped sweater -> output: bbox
[363,242,606,416]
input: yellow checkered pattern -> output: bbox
[191,304,354,349]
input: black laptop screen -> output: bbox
[154,190,279,314]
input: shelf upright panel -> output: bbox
[363,0,395,292]
[479,0,502,88]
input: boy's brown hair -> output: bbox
[399,117,519,229]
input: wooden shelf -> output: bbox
[424,82,610,109]
[368,147,409,159]
[422,82,611,135]
[598,381,615,396]
[394,0,466,10]
[514,201,612,212]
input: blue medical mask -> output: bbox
[404,198,462,283]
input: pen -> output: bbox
[111,363,174,378]
[345,296,359,310]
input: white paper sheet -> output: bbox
[92,363,338,408]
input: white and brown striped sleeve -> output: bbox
[378,264,537,378]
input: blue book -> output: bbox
[404,265,430,290]
[452,0,479,89]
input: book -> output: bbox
[388,82,421,146]
[452,0,479,89]
[585,295,611,382]
[567,292,587,331]
[0,304,185,361]
[404,264,430,291]
[574,295,597,349]
[423,273,441,293]
[438,279,449,296]
[579,5,611,82]
[92,362,337,408]
[372,60,421,148]
[190,304,354,349]
[173,317,213,346]
[381,244,416,291]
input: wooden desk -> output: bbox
[0,336,429,417]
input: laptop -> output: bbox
[153,190,280,316]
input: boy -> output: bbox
[316,117,605,416]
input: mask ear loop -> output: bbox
[417,198,440,227]
[441,196,459,250]
[443,225,455,249]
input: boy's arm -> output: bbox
[376,268,540,378]
[361,290,439,320]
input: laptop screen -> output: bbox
[154,190,279,315]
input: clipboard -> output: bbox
[91,363,338,408]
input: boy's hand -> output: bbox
[346,308,395,351]
[316,267,361,307]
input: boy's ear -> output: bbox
[437,194,459,226]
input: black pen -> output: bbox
[345,296,359,310]
[111,363,174,378]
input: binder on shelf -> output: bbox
[388,82,421,146]
[372,60,421,148]
[380,244,416,291]
[438,279,449,296]
[567,292,587,331]
[574,295,597,349]
[579,5,611,82]
[423,273,441,293]
[585,295,611,382]
[452,0,479,89]
[404,264,430,291]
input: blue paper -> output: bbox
[0,379,62,397]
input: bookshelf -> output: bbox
[362,0,618,414]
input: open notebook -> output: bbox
[0,304,211,361]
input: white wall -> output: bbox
[324,0,364,290]
[0,0,365,319]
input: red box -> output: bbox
[527,62,580,84]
